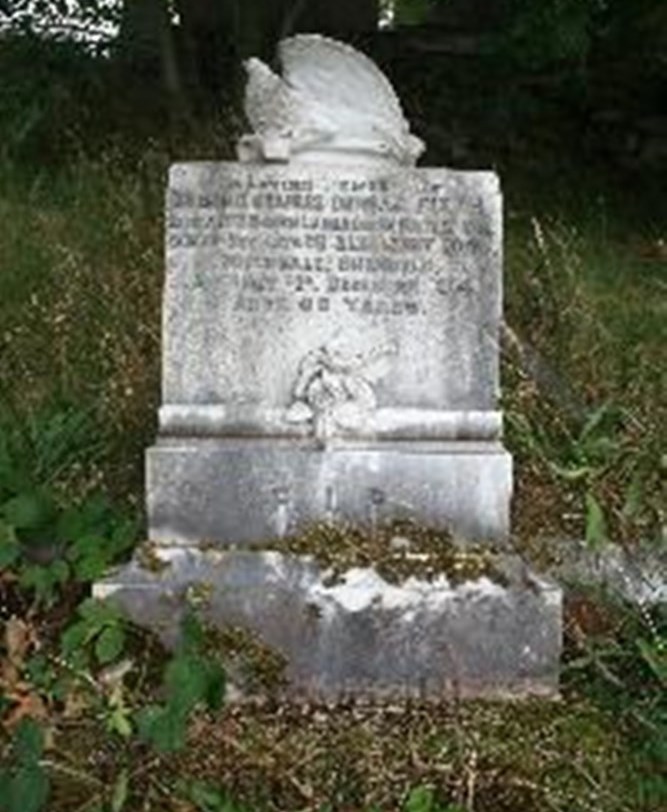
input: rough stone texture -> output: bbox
[549,538,667,607]
[95,549,562,700]
[147,440,512,545]
[152,159,510,544]
[163,162,501,415]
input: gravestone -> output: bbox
[96,36,562,700]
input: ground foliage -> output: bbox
[1,582,665,811]
[0,15,666,812]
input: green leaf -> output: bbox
[60,621,89,659]
[57,506,88,543]
[637,638,667,686]
[137,704,187,753]
[203,662,226,712]
[66,533,102,562]
[56,495,110,542]
[72,544,109,582]
[79,597,123,627]
[111,769,129,812]
[8,764,49,812]
[108,707,133,739]
[13,718,45,764]
[585,493,607,550]
[136,703,161,735]
[164,655,208,716]
[0,520,20,567]
[19,561,70,605]
[109,517,137,555]
[549,462,592,481]
[73,554,106,582]
[187,781,226,811]
[622,471,644,519]
[404,786,436,812]
[95,624,125,665]
[185,781,248,812]
[51,558,70,585]
[2,490,54,530]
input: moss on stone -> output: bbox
[135,540,172,573]
[202,623,288,695]
[271,518,508,587]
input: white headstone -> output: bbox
[148,35,512,545]
[98,36,561,703]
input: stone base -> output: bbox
[94,548,561,701]
[147,439,513,545]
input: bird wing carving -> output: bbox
[279,36,409,138]
[243,57,301,135]
[239,35,424,164]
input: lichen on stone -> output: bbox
[135,540,172,573]
[271,518,509,587]
[203,623,288,695]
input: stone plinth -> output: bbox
[148,440,511,545]
[96,549,562,700]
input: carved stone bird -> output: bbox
[238,35,424,165]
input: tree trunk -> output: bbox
[117,0,189,122]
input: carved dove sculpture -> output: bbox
[237,35,425,166]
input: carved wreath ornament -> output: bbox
[285,342,396,443]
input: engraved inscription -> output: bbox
[168,171,492,318]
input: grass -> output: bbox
[6,584,662,812]
[501,190,665,550]
[42,695,651,811]
[0,154,164,506]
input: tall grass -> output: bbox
[0,153,164,504]
[503,195,665,549]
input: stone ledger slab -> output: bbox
[96,549,562,700]
[151,161,512,544]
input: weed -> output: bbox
[0,153,164,505]
[0,718,50,812]
[564,587,667,808]
[503,210,665,548]
[60,598,128,670]
[136,610,226,754]
[0,26,664,812]
[0,403,137,605]
[0,483,136,607]
[404,786,465,812]
[178,780,251,812]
